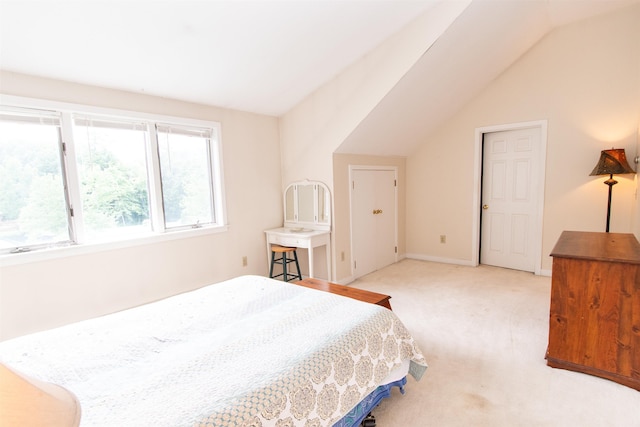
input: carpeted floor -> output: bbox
[351,259,640,427]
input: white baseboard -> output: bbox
[404,253,476,266]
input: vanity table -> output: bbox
[264,227,331,279]
[265,180,332,280]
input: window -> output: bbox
[73,116,152,240]
[0,101,224,255]
[156,124,216,230]
[0,108,72,251]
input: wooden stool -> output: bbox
[269,245,302,282]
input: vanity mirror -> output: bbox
[284,180,331,231]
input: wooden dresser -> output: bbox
[546,231,640,391]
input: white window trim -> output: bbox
[0,225,229,267]
[0,94,228,266]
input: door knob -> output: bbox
[482,204,489,210]
[372,209,383,215]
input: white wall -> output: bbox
[635,94,640,239]
[406,5,640,271]
[278,1,469,189]
[277,3,468,284]
[281,4,639,283]
[0,72,283,341]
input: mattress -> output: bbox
[0,275,427,426]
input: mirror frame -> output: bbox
[284,180,331,231]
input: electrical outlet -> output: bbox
[440,235,446,244]
[242,256,248,267]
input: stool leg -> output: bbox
[269,250,276,278]
[292,250,302,280]
[283,251,288,282]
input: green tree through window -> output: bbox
[0,104,223,254]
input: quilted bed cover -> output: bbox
[0,275,427,426]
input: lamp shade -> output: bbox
[0,362,81,426]
[590,148,636,176]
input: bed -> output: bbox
[0,275,427,426]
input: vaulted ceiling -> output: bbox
[1,0,637,156]
[337,0,640,156]
[0,0,439,115]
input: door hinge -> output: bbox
[395,246,397,253]
[354,260,357,269]
[62,142,67,154]
[352,181,355,190]
[394,179,397,187]
[69,206,74,217]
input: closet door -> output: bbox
[351,168,397,279]
[480,127,541,272]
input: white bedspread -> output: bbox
[0,275,427,426]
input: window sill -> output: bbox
[0,225,229,267]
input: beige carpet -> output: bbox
[350,259,640,427]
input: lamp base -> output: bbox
[603,174,618,233]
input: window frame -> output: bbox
[154,122,219,231]
[0,95,227,266]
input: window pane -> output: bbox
[157,128,214,229]
[73,119,151,241]
[0,118,70,250]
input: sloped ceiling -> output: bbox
[0,0,636,157]
[336,0,640,156]
[0,0,439,116]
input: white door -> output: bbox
[351,168,397,278]
[480,128,540,272]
